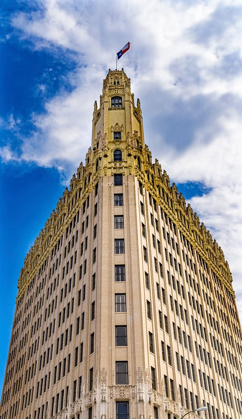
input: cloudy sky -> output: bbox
[1,0,242,394]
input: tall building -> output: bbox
[1,69,242,419]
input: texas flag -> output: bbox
[117,42,131,59]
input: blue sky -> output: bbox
[1,0,242,396]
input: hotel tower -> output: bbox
[1,70,242,419]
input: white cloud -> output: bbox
[3,0,242,321]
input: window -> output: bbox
[140,201,144,215]
[92,274,96,290]
[114,194,123,206]
[115,265,125,281]
[91,301,95,321]
[114,215,124,229]
[114,174,123,185]
[116,361,128,384]
[116,402,129,419]
[170,380,175,400]
[93,224,97,239]
[142,223,146,237]
[89,368,93,391]
[114,131,121,140]
[164,315,169,333]
[151,367,156,390]
[115,294,126,312]
[161,341,166,361]
[143,246,148,262]
[111,96,122,108]
[88,407,92,419]
[115,326,127,346]
[147,300,152,320]
[94,202,98,216]
[90,333,94,354]
[145,272,150,289]
[93,248,96,264]
[167,345,172,365]
[156,283,161,299]
[115,239,125,254]
[154,406,159,419]
[149,332,154,353]
[114,150,122,161]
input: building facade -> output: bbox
[1,70,242,419]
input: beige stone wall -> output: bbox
[1,70,242,419]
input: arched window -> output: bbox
[111,96,122,108]
[114,149,122,162]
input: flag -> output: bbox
[117,42,131,60]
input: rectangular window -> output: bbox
[115,326,127,346]
[90,333,94,354]
[73,380,77,402]
[159,311,163,329]
[176,352,180,371]
[93,224,97,239]
[94,203,98,216]
[167,345,172,366]
[147,300,152,320]
[170,379,175,401]
[154,406,159,419]
[140,201,144,215]
[149,332,154,353]
[93,248,96,264]
[76,317,80,335]
[114,194,123,206]
[114,174,123,186]
[115,294,126,312]
[164,315,169,334]
[115,265,125,281]
[164,375,168,397]
[143,246,148,262]
[156,283,161,299]
[92,273,96,290]
[74,347,78,367]
[145,272,150,289]
[89,368,93,391]
[142,223,146,237]
[114,131,121,140]
[115,239,125,254]
[151,367,156,390]
[91,301,95,321]
[81,312,85,330]
[116,362,128,384]
[116,402,129,419]
[161,341,166,361]
[114,215,124,229]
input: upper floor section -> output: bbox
[92,69,144,149]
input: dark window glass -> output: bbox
[116,402,129,419]
[114,174,123,185]
[114,150,122,161]
[114,131,121,140]
[114,215,124,229]
[115,326,127,346]
[89,368,93,391]
[115,294,126,312]
[116,361,128,384]
[115,239,125,254]
[151,367,156,390]
[111,96,122,108]
[114,194,123,206]
[115,265,126,281]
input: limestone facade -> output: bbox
[0,70,242,419]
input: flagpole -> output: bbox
[116,54,117,70]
